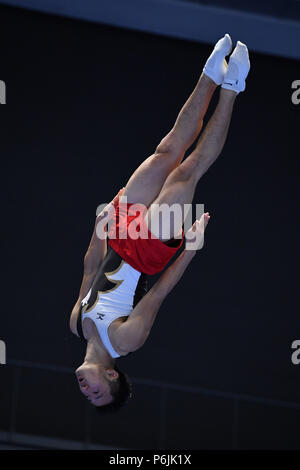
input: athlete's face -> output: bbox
[75,362,117,407]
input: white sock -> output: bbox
[203,33,232,85]
[221,41,250,94]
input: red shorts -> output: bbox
[108,200,184,275]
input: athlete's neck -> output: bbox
[84,322,115,369]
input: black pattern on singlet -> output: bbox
[76,244,148,343]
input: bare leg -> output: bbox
[160,73,217,153]
[122,74,216,207]
[147,88,237,240]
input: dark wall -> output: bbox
[0,5,299,449]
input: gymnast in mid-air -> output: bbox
[70,34,250,410]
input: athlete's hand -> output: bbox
[98,188,125,222]
[97,203,113,224]
[95,188,126,239]
[185,212,210,251]
[112,187,125,205]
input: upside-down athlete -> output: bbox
[70,34,250,410]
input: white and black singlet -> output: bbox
[76,245,148,357]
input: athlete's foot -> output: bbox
[221,41,250,94]
[203,33,232,86]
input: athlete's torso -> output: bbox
[77,245,148,357]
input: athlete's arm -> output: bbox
[114,249,196,352]
[69,213,112,335]
[69,269,98,335]
[69,188,125,334]
[152,212,210,300]
[114,213,210,353]
[78,187,125,286]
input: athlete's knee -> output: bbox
[149,150,178,172]
[155,133,184,163]
[174,158,198,181]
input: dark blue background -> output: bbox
[0,4,299,449]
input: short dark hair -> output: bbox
[94,365,133,413]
